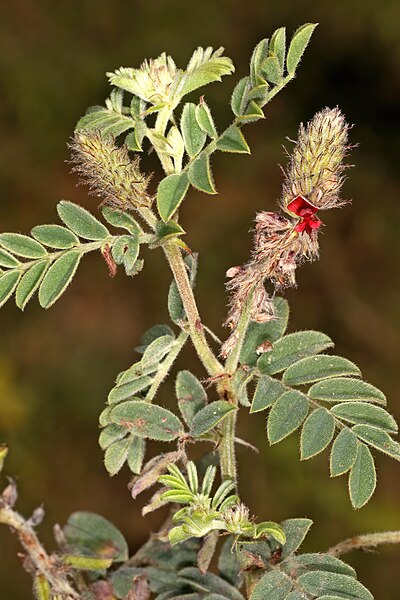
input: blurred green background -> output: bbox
[0,0,399,597]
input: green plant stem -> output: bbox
[0,503,78,598]
[163,240,223,377]
[146,329,189,402]
[327,531,400,557]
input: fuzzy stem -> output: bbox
[163,240,223,376]
[225,293,253,374]
[327,531,400,557]
[0,504,78,598]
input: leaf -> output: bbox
[38,250,81,308]
[177,567,244,600]
[269,27,286,74]
[57,201,109,240]
[330,428,358,477]
[176,370,207,427]
[157,173,189,222]
[254,521,286,544]
[125,124,146,151]
[300,408,335,460]
[181,103,207,157]
[250,39,269,87]
[102,207,142,236]
[33,574,51,600]
[352,424,400,461]
[0,233,47,259]
[99,424,127,450]
[283,355,361,386]
[218,537,241,588]
[298,570,373,600]
[250,570,292,600]
[231,77,251,116]
[280,518,313,557]
[31,224,79,249]
[240,297,289,366]
[0,248,21,268]
[137,324,175,353]
[104,437,131,476]
[331,402,397,433]
[295,553,356,578]
[0,271,21,307]
[250,375,286,413]
[127,436,146,474]
[308,378,386,405]
[267,390,309,444]
[62,554,113,571]
[64,511,128,562]
[141,334,176,370]
[216,126,250,154]
[110,401,184,441]
[190,401,236,437]
[75,106,135,136]
[16,260,48,310]
[237,100,265,124]
[258,331,333,375]
[156,220,186,244]
[286,23,318,74]
[188,152,216,194]
[108,376,153,403]
[179,47,234,98]
[349,443,376,509]
[0,445,8,474]
[261,55,282,85]
[195,100,217,138]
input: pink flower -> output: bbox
[287,195,322,234]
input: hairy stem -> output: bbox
[163,240,223,376]
[0,503,78,598]
[225,293,253,374]
[327,531,400,557]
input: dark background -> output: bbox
[0,0,399,597]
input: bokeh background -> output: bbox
[0,0,399,597]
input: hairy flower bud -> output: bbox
[70,131,152,212]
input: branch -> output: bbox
[327,531,400,557]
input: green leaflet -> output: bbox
[298,570,373,600]
[286,23,318,75]
[258,330,333,375]
[240,296,289,366]
[300,407,335,460]
[352,424,400,461]
[177,567,244,600]
[108,376,153,403]
[181,102,207,157]
[330,427,358,477]
[141,334,176,370]
[308,378,386,405]
[31,224,79,249]
[188,152,216,194]
[178,47,234,98]
[195,100,218,138]
[216,126,250,154]
[269,27,286,74]
[0,271,21,307]
[102,207,142,236]
[293,553,356,578]
[280,518,313,558]
[250,39,269,87]
[176,370,207,427]
[155,220,186,244]
[349,443,376,509]
[75,106,135,137]
[127,436,146,474]
[63,511,128,562]
[104,437,131,476]
[331,402,397,433]
[231,77,251,116]
[157,173,189,222]
[190,401,236,438]
[57,201,109,240]
[16,260,48,310]
[99,424,127,450]
[283,355,361,386]
[0,233,47,259]
[62,555,112,571]
[0,247,21,268]
[109,401,184,441]
[33,575,51,600]
[267,390,309,444]
[261,55,282,85]
[250,570,292,600]
[38,250,81,308]
[250,375,286,413]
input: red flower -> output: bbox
[287,195,322,234]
